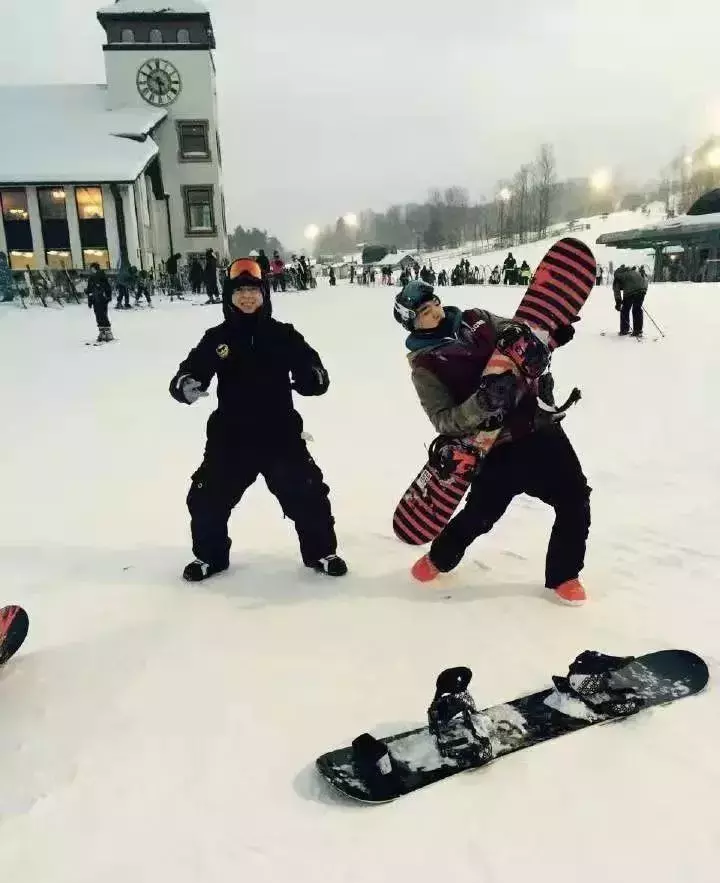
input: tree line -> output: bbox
[313,144,620,258]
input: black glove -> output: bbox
[553,324,575,346]
[614,297,622,311]
[292,365,329,396]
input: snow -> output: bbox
[97,0,208,14]
[0,85,164,184]
[1,260,719,881]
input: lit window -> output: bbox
[75,187,105,220]
[149,28,163,44]
[83,249,110,270]
[177,121,210,159]
[0,189,29,222]
[121,28,135,43]
[177,28,190,43]
[8,251,35,270]
[183,186,215,234]
[38,187,68,221]
[46,250,73,269]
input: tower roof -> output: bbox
[97,0,208,15]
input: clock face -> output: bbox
[136,59,182,107]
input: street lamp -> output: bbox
[343,212,358,228]
[590,168,612,191]
[304,223,319,241]
[498,188,511,246]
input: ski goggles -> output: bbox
[228,258,263,289]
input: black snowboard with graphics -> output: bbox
[0,605,29,665]
[315,649,708,803]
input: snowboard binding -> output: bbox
[496,322,551,379]
[553,651,643,717]
[351,733,409,799]
[427,436,480,481]
[427,667,492,765]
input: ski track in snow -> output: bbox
[1,224,719,881]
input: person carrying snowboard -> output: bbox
[169,257,347,582]
[393,280,591,604]
[613,265,648,337]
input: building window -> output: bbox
[38,187,67,221]
[45,250,73,270]
[177,121,211,160]
[183,186,216,235]
[1,189,29,222]
[121,28,135,43]
[75,187,104,220]
[83,249,110,270]
[177,28,190,43]
[149,28,163,43]
[8,251,35,271]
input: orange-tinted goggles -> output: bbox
[228,258,263,284]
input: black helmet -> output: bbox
[393,280,438,331]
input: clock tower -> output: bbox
[97,0,228,262]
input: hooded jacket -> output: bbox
[169,283,329,446]
[406,306,538,444]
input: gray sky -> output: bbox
[2,0,719,248]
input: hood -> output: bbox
[405,306,463,356]
[222,276,273,323]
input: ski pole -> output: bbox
[643,306,665,338]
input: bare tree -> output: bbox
[533,143,556,238]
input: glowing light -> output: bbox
[304,223,319,240]
[343,212,358,228]
[498,188,511,201]
[683,155,693,167]
[590,168,612,191]
[706,147,720,168]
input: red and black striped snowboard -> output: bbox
[393,238,596,546]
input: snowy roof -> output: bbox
[0,85,166,185]
[97,0,208,14]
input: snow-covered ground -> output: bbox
[0,273,718,882]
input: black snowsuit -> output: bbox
[613,266,648,335]
[86,271,112,331]
[169,286,338,570]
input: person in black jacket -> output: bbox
[86,263,113,342]
[613,265,648,336]
[169,257,348,582]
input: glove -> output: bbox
[614,297,622,311]
[175,374,209,405]
[553,324,575,346]
[292,365,329,396]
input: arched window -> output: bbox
[177,28,190,43]
[121,28,135,43]
[149,28,163,43]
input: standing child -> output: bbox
[170,258,348,581]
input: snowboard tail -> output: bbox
[0,605,29,665]
[316,650,709,803]
[393,238,596,546]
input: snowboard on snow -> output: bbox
[315,649,708,803]
[0,605,29,665]
[393,237,597,545]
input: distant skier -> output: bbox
[393,280,590,605]
[502,252,517,284]
[613,265,648,337]
[203,248,220,304]
[169,257,348,582]
[86,263,113,343]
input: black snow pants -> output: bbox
[620,292,645,335]
[93,299,110,330]
[187,436,338,568]
[429,426,591,589]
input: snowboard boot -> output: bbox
[350,733,409,799]
[411,553,440,582]
[182,559,229,582]
[306,554,348,577]
[427,666,492,764]
[552,578,586,605]
[552,650,643,717]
